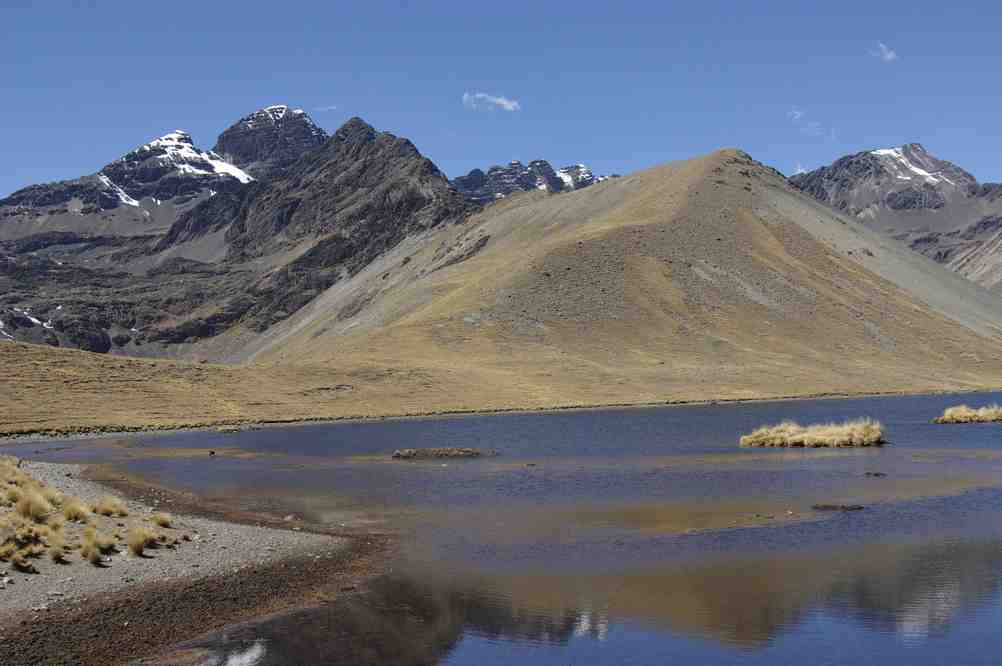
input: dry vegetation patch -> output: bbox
[0,455,184,571]
[739,419,885,448]
[934,404,1002,424]
[391,447,497,460]
[127,526,160,556]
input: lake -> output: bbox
[11,391,1002,664]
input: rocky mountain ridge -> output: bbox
[212,105,328,179]
[0,111,475,355]
[452,159,613,204]
[790,143,1002,288]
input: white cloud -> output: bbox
[870,41,898,63]
[462,91,521,112]
[787,106,835,141]
[314,104,338,112]
[795,162,808,175]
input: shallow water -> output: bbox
[13,391,1002,664]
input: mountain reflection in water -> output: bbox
[153,538,1002,665]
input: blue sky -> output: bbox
[2,1,1001,196]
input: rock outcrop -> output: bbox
[212,105,328,179]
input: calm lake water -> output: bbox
[13,391,1002,664]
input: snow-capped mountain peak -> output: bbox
[869,144,963,187]
[120,130,254,184]
[261,104,307,122]
[212,104,329,179]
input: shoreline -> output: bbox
[3,385,1000,443]
[0,461,389,666]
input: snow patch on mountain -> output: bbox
[265,104,289,120]
[97,174,140,207]
[136,131,254,184]
[871,147,945,185]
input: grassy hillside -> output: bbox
[245,149,1002,398]
[6,149,1002,436]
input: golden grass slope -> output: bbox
[739,419,885,448]
[934,404,1002,424]
[245,150,1002,402]
[7,149,1002,435]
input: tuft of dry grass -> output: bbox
[63,498,91,523]
[48,531,68,562]
[739,418,885,448]
[11,549,37,573]
[15,488,53,522]
[93,496,128,517]
[127,526,160,556]
[79,526,116,564]
[79,539,102,565]
[40,486,64,507]
[934,404,1002,424]
[14,522,49,546]
[4,486,23,506]
[48,515,65,532]
[150,513,172,528]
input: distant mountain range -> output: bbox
[790,144,1002,288]
[10,116,1002,433]
[451,160,616,204]
[4,108,1002,364]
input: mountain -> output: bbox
[235,149,1002,406]
[451,159,612,204]
[0,130,253,241]
[212,105,328,179]
[790,144,1002,288]
[0,114,474,355]
[10,146,1002,435]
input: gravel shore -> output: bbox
[0,461,343,619]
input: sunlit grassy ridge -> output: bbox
[934,404,1002,424]
[739,419,885,448]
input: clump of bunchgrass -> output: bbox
[93,496,128,517]
[48,531,69,562]
[150,512,172,528]
[79,539,102,565]
[4,486,23,507]
[127,526,160,556]
[933,404,1002,424]
[40,486,64,507]
[14,521,49,546]
[47,515,65,532]
[11,549,37,573]
[739,418,885,448]
[15,488,53,522]
[79,526,116,565]
[62,498,91,523]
